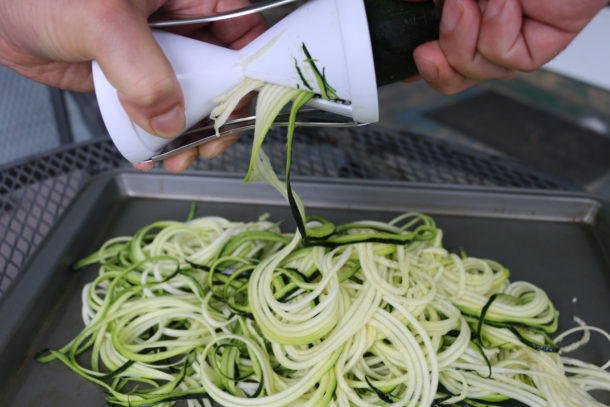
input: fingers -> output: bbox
[412,0,601,94]
[133,161,155,171]
[131,88,256,172]
[126,0,266,173]
[160,0,267,49]
[208,0,267,49]
[88,0,185,139]
[132,132,238,173]
[198,133,242,159]
[412,0,517,94]
[132,147,198,173]
[478,0,575,71]
[413,41,480,94]
[439,0,514,80]
[132,127,241,172]
[163,147,199,172]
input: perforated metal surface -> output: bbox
[0,126,570,297]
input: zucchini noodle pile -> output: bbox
[37,210,610,406]
[38,70,609,405]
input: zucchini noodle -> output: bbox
[37,51,610,406]
[36,210,610,406]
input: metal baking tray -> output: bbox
[1,170,608,406]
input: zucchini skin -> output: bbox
[364,0,440,86]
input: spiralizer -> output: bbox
[92,0,439,163]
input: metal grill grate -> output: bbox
[0,126,570,297]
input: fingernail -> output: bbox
[441,0,463,33]
[484,0,504,19]
[416,57,440,82]
[150,105,185,139]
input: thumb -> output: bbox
[90,2,185,139]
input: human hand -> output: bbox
[0,0,266,172]
[405,0,607,94]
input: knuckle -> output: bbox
[478,42,537,73]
